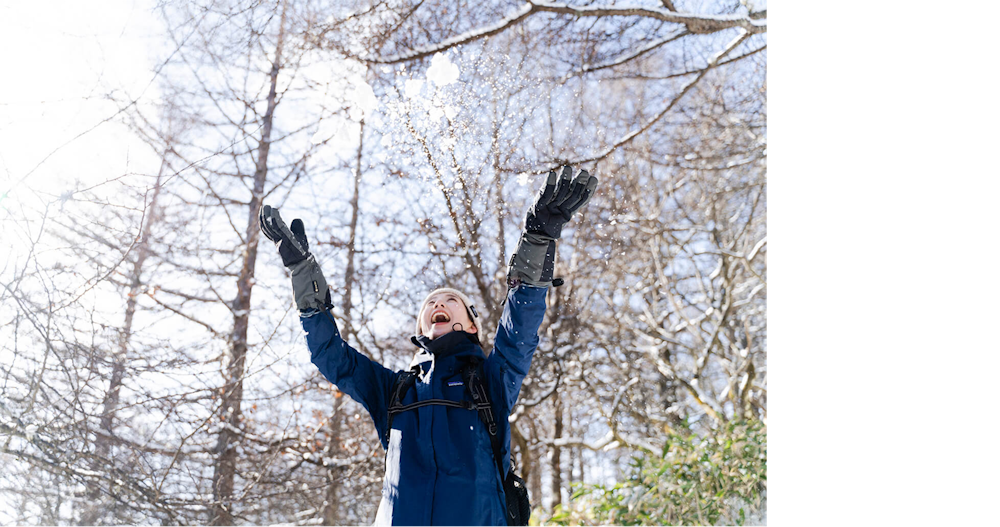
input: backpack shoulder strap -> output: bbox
[386,368,419,439]
[387,366,483,434]
[385,360,508,482]
[462,362,507,480]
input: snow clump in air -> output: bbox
[349,80,378,119]
[426,52,460,86]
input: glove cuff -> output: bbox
[290,255,331,312]
[507,232,556,288]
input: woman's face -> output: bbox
[420,293,477,340]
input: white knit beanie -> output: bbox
[415,287,482,337]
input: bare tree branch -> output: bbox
[529,1,767,35]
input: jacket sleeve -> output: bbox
[301,309,398,444]
[486,284,548,411]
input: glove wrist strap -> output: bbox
[507,232,556,288]
[290,255,330,311]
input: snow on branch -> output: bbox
[530,1,767,35]
[544,430,616,450]
[369,1,765,64]
[542,428,660,455]
[370,2,536,63]
[747,236,767,262]
[0,421,177,519]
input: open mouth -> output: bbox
[430,310,451,326]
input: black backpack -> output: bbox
[386,361,531,526]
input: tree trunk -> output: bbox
[321,116,365,524]
[529,442,542,513]
[209,5,287,524]
[341,118,365,340]
[550,391,563,511]
[321,393,347,525]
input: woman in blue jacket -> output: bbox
[260,166,597,526]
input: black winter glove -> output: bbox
[508,166,598,288]
[525,166,598,241]
[260,205,310,267]
[259,205,330,312]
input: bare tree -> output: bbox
[2,0,765,523]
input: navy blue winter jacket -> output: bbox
[301,284,547,525]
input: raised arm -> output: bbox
[489,284,548,410]
[489,166,599,408]
[260,205,398,445]
[301,310,398,445]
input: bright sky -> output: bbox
[0,0,163,217]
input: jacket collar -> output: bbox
[411,330,480,354]
[409,331,485,373]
